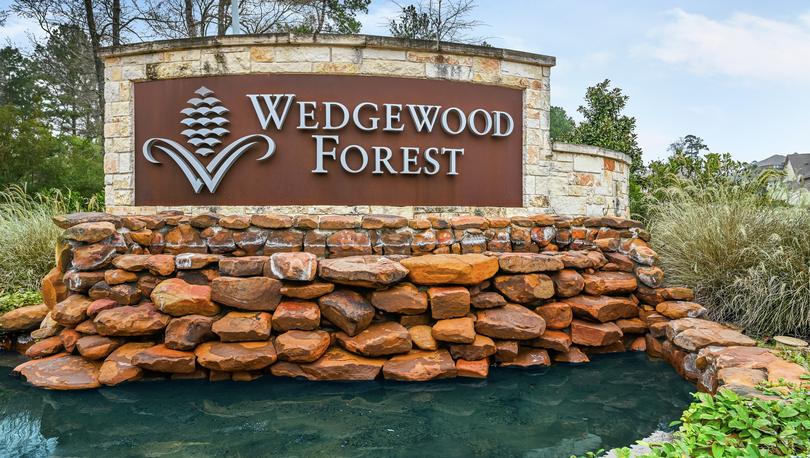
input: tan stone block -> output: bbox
[162,50,202,62]
[250,47,275,62]
[274,46,330,62]
[360,60,425,77]
[331,47,362,63]
[251,62,312,73]
[201,51,250,74]
[313,62,360,73]
[363,48,406,60]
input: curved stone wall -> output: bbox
[100,34,631,218]
[2,211,806,391]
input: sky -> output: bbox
[2,0,809,163]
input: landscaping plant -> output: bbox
[0,185,100,308]
[644,384,810,457]
[647,183,810,339]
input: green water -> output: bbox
[0,352,694,458]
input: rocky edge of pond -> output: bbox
[0,211,806,397]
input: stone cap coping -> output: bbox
[552,142,632,165]
[97,33,556,67]
[53,211,643,231]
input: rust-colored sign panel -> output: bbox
[134,74,523,207]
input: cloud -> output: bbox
[647,9,810,84]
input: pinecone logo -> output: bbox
[180,87,230,157]
[142,86,276,194]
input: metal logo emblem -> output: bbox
[142,86,275,193]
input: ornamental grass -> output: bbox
[0,185,100,298]
[648,183,810,339]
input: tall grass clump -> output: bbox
[0,185,101,296]
[648,183,810,338]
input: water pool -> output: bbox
[0,352,694,457]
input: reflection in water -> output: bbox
[0,352,694,458]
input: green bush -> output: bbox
[645,386,810,457]
[0,105,103,199]
[648,185,810,339]
[0,290,43,314]
[0,185,100,296]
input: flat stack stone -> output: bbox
[4,211,803,392]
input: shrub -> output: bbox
[0,185,100,296]
[0,290,43,314]
[648,185,810,338]
[645,385,810,457]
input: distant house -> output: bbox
[753,154,786,170]
[753,153,810,205]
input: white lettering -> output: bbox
[441,107,466,135]
[298,101,319,130]
[373,147,397,174]
[406,104,441,132]
[247,94,295,130]
[401,147,422,174]
[312,135,339,173]
[340,145,369,174]
[445,148,464,175]
[423,147,441,175]
[324,102,350,130]
[353,102,379,131]
[468,109,493,136]
[384,104,405,132]
[492,111,514,137]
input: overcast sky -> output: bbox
[2,0,809,163]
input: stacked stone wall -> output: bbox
[1,211,805,392]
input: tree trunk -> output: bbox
[184,0,197,38]
[315,0,327,34]
[435,0,442,49]
[112,0,121,46]
[217,0,230,36]
[82,0,104,138]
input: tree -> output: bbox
[550,105,575,142]
[134,0,219,38]
[0,47,45,113]
[298,0,371,34]
[0,105,102,197]
[568,79,643,175]
[9,0,143,138]
[136,0,370,39]
[389,4,431,40]
[668,134,708,159]
[388,0,482,46]
[33,25,100,137]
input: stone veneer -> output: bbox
[100,33,630,218]
[1,211,805,393]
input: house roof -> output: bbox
[786,153,810,180]
[753,154,786,168]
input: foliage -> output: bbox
[647,182,810,338]
[631,151,768,221]
[568,79,643,175]
[0,47,45,112]
[644,386,810,457]
[759,341,810,372]
[550,105,575,142]
[389,4,433,40]
[0,105,103,198]
[288,0,372,35]
[388,0,482,44]
[0,185,100,295]
[33,24,100,138]
[0,290,42,314]
[667,135,709,159]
